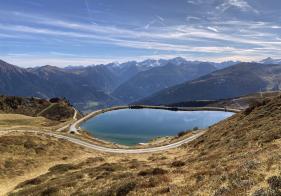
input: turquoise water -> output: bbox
[81,109,234,145]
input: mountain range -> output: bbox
[0,60,115,110]
[137,62,281,105]
[1,57,280,112]
[0,58,236,111]
[259,57,281,65]
[112,61,217,102]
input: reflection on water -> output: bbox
[81,109,234,145]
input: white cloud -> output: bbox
[3,11,279,47]
[186,16,201,21]
[187,0,203,5]
[0,33,22,38]
[1,20,281,55]
[156,15,165,22]
[216,0,259,14]
[207,26,219,32]
[1,10,281,65]
[144,15,165,30]
[1,51,273,68]
[271,25,281,29]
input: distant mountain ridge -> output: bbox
[0,60,116,111]
[137,62,281,105]
[0,57,254,111]
[260,57,281,65]
[112,61,217,102]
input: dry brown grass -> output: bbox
[0,114,59,129]
[0,95,75,122]
[0,131,96,195]
[3,96,281,195]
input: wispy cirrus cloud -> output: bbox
[0,0,281,67]
[1,11,279,45]
[187,0,204,5]
[207,26,219,32]
[2,20,280,53]
[216,0,259,14]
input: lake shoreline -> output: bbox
[73,105,240,133]
[76,106,237,146]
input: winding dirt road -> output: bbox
[48,131,205,153]
[7,130,205,154]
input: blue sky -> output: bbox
[0,0,281,67]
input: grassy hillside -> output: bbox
[6,95,281,195]
[168,91,281,110]
[0,96,76,121]
[0,131,94,194]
